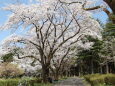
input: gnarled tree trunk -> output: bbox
[42,64,50,83]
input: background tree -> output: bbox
[100,19,115,74]
[77,35,103,74]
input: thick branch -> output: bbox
[83,6,101,11]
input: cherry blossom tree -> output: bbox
[1,0,101,82]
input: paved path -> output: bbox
[54,77,85,86]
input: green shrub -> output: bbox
[104,74,115,85]
[84,74,102,83]
[90,76,105,86]
[84,74,115,86]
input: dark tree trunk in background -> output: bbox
[91,60,94,74]
[106,61,109,74]
[79,64,83,76]
[78,66,81,76]
[100,65,103,74]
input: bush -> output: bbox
[84,74,102,83]
[0,63,24,78]
[104,74,115,85]
[84,74,115,86]
[90,76,105,86]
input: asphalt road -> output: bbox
[54,77,85,86]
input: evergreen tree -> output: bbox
[77,36,103,74]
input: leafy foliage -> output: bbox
[103,22,115,37]
[1,53,14,62]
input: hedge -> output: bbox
[84,74,115,86]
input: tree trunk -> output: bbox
[66,70,68,77]
[79,66,81,76]
[42,65,50,83]
[100,65,103,74]
[54,71,59,80]
[68,71,70,77]
[79,64,83,76]
[91,60,94,74]
[106,61,109,74]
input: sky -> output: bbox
[0,0,108,43]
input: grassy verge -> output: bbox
[0,76,69,86]
[0,77,42,86]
